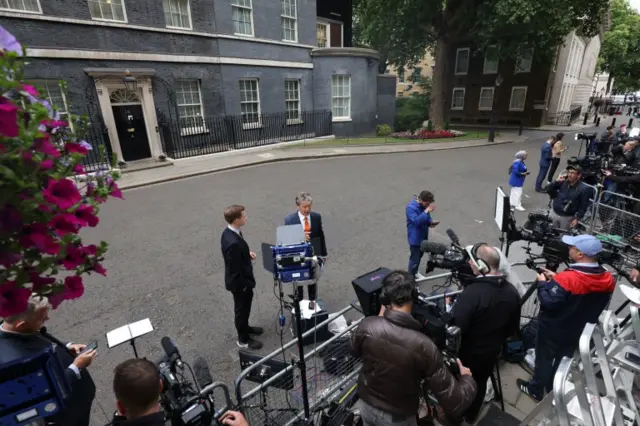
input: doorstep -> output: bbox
[119,158,174,174]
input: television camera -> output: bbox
[421,228,475,286]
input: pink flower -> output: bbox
[63,276,84,300]
[92,263,107,276]
[0,281,31,318]
[74,205,99,227]
[82,244,98,256]
[0,100,19,137]
[0,250,21,268]
[61,244,86,269]
[43,178,81,210]
[28,273,55,292]
[65,142,88,156]
[49,213,84,236]
[73,164,84,174]
[33,136,61,158]
[21,84,39,97]
[48,292,65,309]
[108,180,124,199]
[22,150,32,162]
[40,159,54,170]
[19,223,59,255]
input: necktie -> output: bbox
[304,217,311,233]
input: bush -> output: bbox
[444,121,450,130]
[376,124,392,137]
[426,120,433,131]
[0,26,120,316]
[390,129,465,140]
[395,93,430,132]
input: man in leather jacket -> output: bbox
[351,270,477,426]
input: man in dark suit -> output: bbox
[284,192,328,307]
[0,295,97,426]
[221,205,264,350]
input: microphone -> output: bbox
[161,336,182,367]
[193,357,214,389]
[420,240,448,255]
[446,228,461,247]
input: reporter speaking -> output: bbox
[351,270,477,426]
[449,245,521,424]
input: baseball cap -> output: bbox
[561,234,602,256]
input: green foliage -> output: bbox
[600,0,640,93]
[426,120,433,131]
[376,124,393,136]
[444,121,450,130]
[395,93,430,132]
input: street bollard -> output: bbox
[583,113,588,125]
[593,114,598,124]
[629,118,634,128]
[518,125,523,136]
[612,118,616,126]
[596,117,601,127]
[488,128,495,143]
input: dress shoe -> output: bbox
[237,338,263,350]
[248,326,264,336]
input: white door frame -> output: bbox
[94,76,162,162]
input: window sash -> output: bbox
[285,79,300,120]
[231,0,253,36]
[483,46,499,74]
[88,0,126,22]
[478,87,494,110]
[176,80,205,126]
[239,79,261,125]
[0,0,41,12]
[331,75,351,118]
[316,23,328,47]
[163,0,191,29]
[451,88,465,110]
[515,49,534,73]
[455,48,470,75]
[509,87,527,111]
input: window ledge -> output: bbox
[451,107,464,111]
[478,107,493,111]
[1,8,42,14]
[91,17,128,23]
[454,72,468,76]
[286,119,304,125]
[166,25,192,31]
[509,108,525,112]
[234,32,255,38]
[242,123,263,130]
[332,117,352,123]
[180,127,209,136]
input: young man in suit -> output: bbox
[221,205,264,350]
[284,192,328,308]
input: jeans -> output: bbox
[360,400,417,426]
[529,332,576,397]
[408,245,424,275]
[536,164,550,191]
[232,288,254,343]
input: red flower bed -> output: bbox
[391,129,459,139]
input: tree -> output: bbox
[356,0,609,128]
[0,25,121,316]
[600,0,640,94]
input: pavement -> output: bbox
[45,122,632,425]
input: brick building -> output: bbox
[0,0,395,164]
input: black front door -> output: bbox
[112,105,151,162]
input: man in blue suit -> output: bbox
[284,192,328,307]
[536,136,554,192]
[406,190,439,279]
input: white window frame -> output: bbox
[483,46,499,74]
[176,80,207,136]
[88,0,128,23]
[163,0,192,30]
[281,0,298,43]
[239,79,262,129]
[316,21,330,47]
[284,79,302,124]
[454,48,470,75]
[231,0,254,37]
[478,87,495,111]
[331,74,351,121]
[0,0,42,14]
[515,48,534,73]
[29,80,72,129]
[509,86,528,111]
[451,87,465,110]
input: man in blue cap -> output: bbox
[518,234,615,401]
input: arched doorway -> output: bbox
[109,89,152,162]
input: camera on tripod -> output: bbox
[421,228,475,285]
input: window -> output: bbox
[176,80,206,133]
[331,75,351,119]
[515,48,533,73]
[451,87,465,110]
[285,79,301,122]
[411,67,422,83]
[316,22,329,47]
[398,68,405,83]
[163,0,191,29]
[478,87,494,111]
[483,46,499,74]
[454,48,470,75]
[281,0,297,42]
[509,86,527,111]
[231,0,253,36]
[0,0,41,13]
[29,80,70,121]
[239,79,261,128]
[88,0,127,22]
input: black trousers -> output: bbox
[458,352,498,422]
[232,288,254,343]
[296,283,317,301]
[547,157,560,182]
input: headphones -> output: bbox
[379,279,419,306]
[465,243,490,275]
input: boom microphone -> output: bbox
[446,228,461,247]
[161,336,182,366]
[420,241,448,255]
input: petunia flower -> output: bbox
[63,276,84,300]
[33,136,61,158]
[0,99,19,137]
[43,178,81,210]
[21,84,38,97]
[74,205,99,227]
[65,142,88,156]
[49,213,84,236]
[0,281,31,317]
[19,223,60,255]
[0,25,22,55]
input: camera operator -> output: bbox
[449,245,521,424]
[518,235,615,402]
[546,165,591,230]
[352,270,476,426]
[112,359,165,425]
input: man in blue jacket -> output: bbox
[546,165,591,230]
[535,136,554,192]
[517,234,615,401]
[406,190,439,279]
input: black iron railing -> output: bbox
[158,110,333,159]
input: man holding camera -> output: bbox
[449,245,521,423]
[546,165,591,230]
[518,235,615,401]
[352,270,477,426]
[406,191,440,280]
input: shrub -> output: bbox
[394,93,430,132]
[390,129,465,140]
[426,120,433,131]
[444,121,450,130]
[0,26,120,316]
[376,124,392,137]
